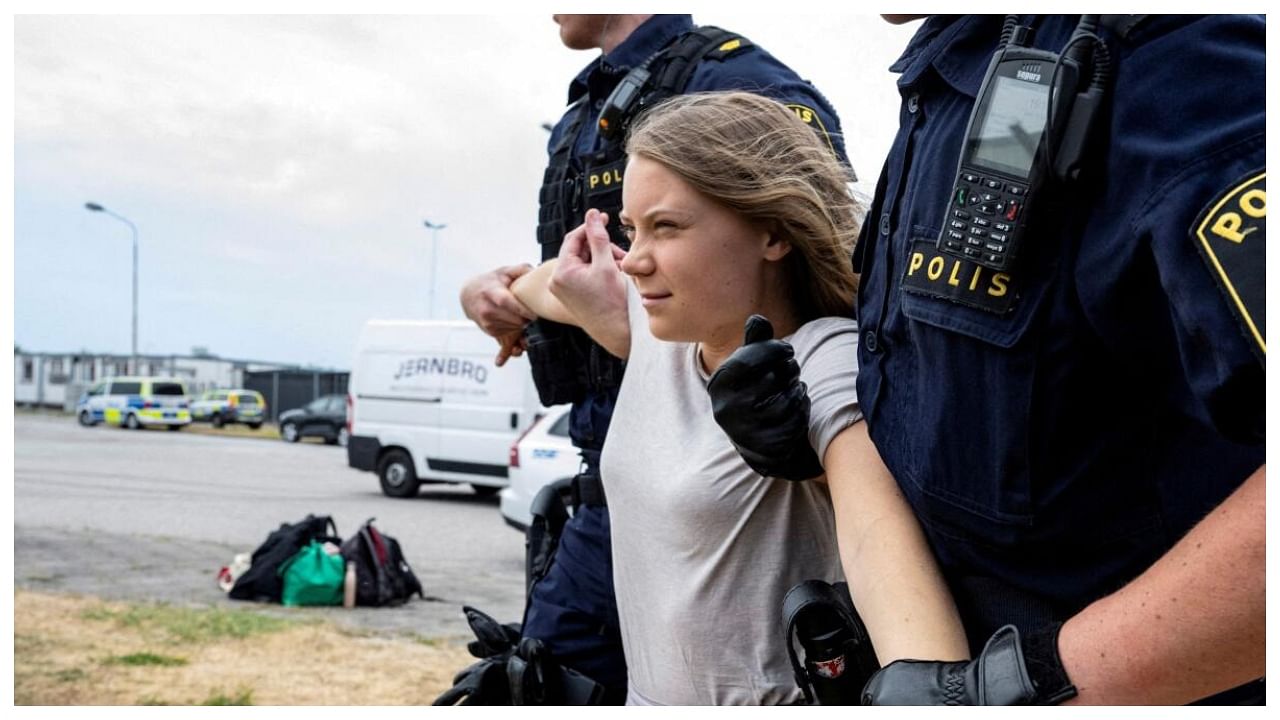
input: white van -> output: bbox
[346,319,545,498]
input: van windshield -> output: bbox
[152,383,186,396]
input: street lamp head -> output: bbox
[423,220,447,230]
[85,202,105,212]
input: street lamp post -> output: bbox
[85,202,139,374]
[423,219,447,319]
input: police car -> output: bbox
[190,388,266,429]
[76,376,192,430]
[499,404,579,531]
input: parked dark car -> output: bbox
[278,394,348,446]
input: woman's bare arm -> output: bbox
[510,210,631,359]
[824,421,970,664]
[509,260,576,325]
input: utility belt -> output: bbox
[571,470,607,509]
[525,319,626,407]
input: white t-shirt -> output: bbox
[601,283,862,705]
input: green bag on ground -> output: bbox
[278,540,345,606]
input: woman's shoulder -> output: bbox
[788,315,859,353]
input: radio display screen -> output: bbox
[969,76,1049,178]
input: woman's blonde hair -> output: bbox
[624,91,862,320]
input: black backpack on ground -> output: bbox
[230,514,341,603]
[340,518,424,607]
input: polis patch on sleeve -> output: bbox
[1192,170,1265,358]
[785,103,839,160]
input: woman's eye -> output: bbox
[620,224,636,239]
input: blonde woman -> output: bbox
[501,91,968,705]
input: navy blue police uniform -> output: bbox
[522,13,848,696]
[852,15,1264,702]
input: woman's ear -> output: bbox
[761,226,793,262]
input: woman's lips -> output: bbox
[639,292,672,309]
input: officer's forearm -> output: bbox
[510,260,577,326]
[1058,465,1265,705]
[824,422,970,665]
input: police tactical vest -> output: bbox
[536,26,751,259]
[528,26,753,409]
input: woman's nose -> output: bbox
[620,239,651,276]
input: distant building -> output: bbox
[13,350,344,416]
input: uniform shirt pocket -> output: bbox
[892,233,1058,541]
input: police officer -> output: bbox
[454,14,848,703]
[710,14,1264,704]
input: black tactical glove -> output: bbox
[707,315,824,481]
[861,624,1077,706]
[432,606,522,705]
[434,655,513,705]
[460,605,522,658]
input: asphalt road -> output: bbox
[14,412,528,639]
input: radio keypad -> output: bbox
[940,172,1025,269]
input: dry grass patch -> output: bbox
[179,422,281,441]
[15,590,475,705]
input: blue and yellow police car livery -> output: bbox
[76,376,191,430]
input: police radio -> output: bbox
[939,16,1112,271]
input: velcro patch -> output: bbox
[584,159,625,197]
[901,238,1018,314]
[1192,170,1265,358]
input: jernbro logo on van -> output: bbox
[393,356,489,385]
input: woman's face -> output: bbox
[618,155,783,346]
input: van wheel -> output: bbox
[470,484,500,497]
[78,411,96,427]
[211,413,225,428]
[247,422,262,430]
[378,450,420,498]
[167,425,182,431]
[125,413,142,430]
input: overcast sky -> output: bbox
[13,13,920,369]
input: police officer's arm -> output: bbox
[509,210,632,359]
[1055,465,1265,705]
[460,264,538,337]
[823,421,970,665]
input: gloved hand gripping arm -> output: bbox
[861,623,1076,705]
